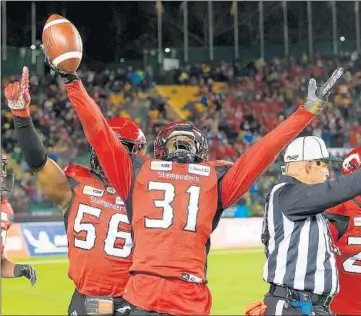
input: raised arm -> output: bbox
[220,107,313,209]
[220,68,344,209]
[279,169,361,221]
[64,79,132,200]
[4,67,72,212]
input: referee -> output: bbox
[262,136,361,316]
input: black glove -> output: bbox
[14,264,37,286]
[41,44,79,84]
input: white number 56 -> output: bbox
[73,204,133,258]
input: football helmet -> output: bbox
[154,121,208,164]
[90,118,146,179]
[341,147,361,176]
[1,154,14,192]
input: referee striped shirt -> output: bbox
[263,169,361,295]
[262,182,339,296]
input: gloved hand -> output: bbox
[303,67,344,115]
[14,264,37,286]
[41,45,79,84]
[4,66,31,118]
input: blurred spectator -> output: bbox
[2,52,361,218]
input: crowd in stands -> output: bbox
[1,51,361,218]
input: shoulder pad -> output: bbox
[207,160,234,168]
[64,164,92,179]
[130,153,148,162]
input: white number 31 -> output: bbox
[145,181,201,232]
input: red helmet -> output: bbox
[107,117,146,153]
[90,118,146,178]
[154,121,208,163]
[1,154,14,193]
[341,147,361,176]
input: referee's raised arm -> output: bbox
[278,161,361,221]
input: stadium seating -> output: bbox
[2,54,361,219]
[155,85,199,119]
[156,83,227,119]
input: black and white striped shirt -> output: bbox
[262,172,361,296]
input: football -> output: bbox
[42,14,83,73]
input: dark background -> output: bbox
[4,1,357,63]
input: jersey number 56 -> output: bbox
[73,204,132,258]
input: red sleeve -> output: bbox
[64,80,132,200]
[221,107,315,209]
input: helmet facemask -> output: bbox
[166,134,199,164]
[155,123,208,164]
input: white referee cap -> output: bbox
[283,136,343,163]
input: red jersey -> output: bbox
[66,80,315,315]
[1,199,14,257]
[326,198,361,315]
[65,164,132,297]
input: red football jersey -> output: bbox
[65,164,132,297]
[1,199,14,256]
[123,159,233,315]
[65,79,315,315]
[129,159,231,282]
[327,197,361,315]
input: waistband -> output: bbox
[269,284,333,307]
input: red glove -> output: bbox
[4,66,31,118]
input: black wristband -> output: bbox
[14,116,47,172]
[61,73,79,84]
[13,264,23,277]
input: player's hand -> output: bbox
[41,44,79,84]
[303,67,344,115]
[14,264,37,286]
[4,66,31,118]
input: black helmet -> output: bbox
[153,121,208,164]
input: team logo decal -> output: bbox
[150,161,173,171]
[82,185,104,197]
[188,164,210,176]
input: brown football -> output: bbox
[42,14,83,72]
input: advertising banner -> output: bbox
[4,223,29,258]
[20,222,68,257]
[5,218,263,259]
[211,218,263,249]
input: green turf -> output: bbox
[2,248,267,315]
